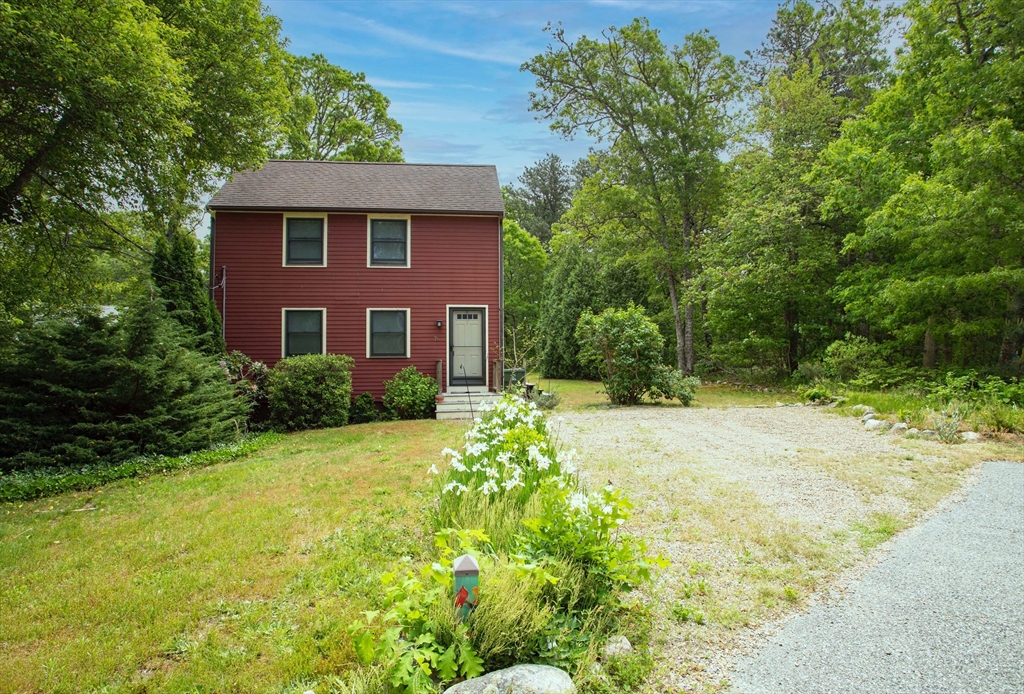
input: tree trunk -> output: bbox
[666,271,687,373]
[684,302,694,374]
[783,303,799,374]
[923,320,937,369]
[0,114,73,222]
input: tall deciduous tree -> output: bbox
[503,220,548,368]
[278,53,403,162]
[819,0,1024,368]
[525,20,739,373]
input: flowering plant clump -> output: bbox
[431,395,579,531]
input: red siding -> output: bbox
[213,212,502,399]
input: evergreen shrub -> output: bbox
[383,366,437,420]
[0,299,245,471]
[267,353,353,431]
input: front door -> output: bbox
[450,308,485,387]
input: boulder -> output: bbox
[890,422,909,435]
[860,411,877,423]
[865,419,890,431]
[906,428,920,437]
[444,665,575,694]
[851,405,873,415]
[961,431,982,442]
[920,430,938,439]
[603,635,633,658]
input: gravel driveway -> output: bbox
[729,460,1024,694]
[556,404,1016,692]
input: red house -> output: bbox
[207,160,504,417]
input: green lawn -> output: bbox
[528,374,800,409]
[0,421,463,693]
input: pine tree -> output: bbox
[151,229,224,354]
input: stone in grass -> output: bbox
[961,431,982,442]
[920,430,938,439]
[603,635,633,658]
[851,404,873,415]
[860,411,877,423]
[443,665,576,694]
[890,422,909,435]
[906,428,920,437]
[865,419,890,431]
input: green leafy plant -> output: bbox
[671,603,705,625]
[267,353,354,431]
[930,402,970,443]
[350,392,381,424]
[383,366,437,420]
[532,390,561,410]
[221,351,271,428]
[576,304,695,406]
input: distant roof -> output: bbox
[208,160,504,216]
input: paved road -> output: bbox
[729,461,1024,694]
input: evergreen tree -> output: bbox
[0,297,245,470]
[539,238,603,379]
[151,229,224,353]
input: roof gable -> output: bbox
[208,160,504,216]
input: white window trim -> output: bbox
[446,304,489,390]
[281,308,327,358]
[366,308,411,358]
[282,213,328,267]
[366,214,412,268]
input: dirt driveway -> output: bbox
[556,404,1020,692]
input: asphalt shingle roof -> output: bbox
[207,160,504,215]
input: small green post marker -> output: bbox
[453,554,479,621]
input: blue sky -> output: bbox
[268,0,784,185]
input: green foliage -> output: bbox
[466,562,552,671]
[818,0,1024,368]
[278,53,403,162]
[0,298,246,471]
[503,219,548,368]
[539,237,604,380]
[576,305,696,406]
[350,392,381,424]
[526,19,739,374]
[0,432,282,503]
[532,390,561,410]
[502,154,589,246]
[152,228,223,353]
[822,335,890,382]
[383,366,437,421]
[221,351,271,428]
[267,353,353,431]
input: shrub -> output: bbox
[532,390,561,410]
[791,361,826,384]
[0,298,246,471]
[576,304,695,405]
[350,392,381,424]
[267,353,353,431]
[822,335,889,382]
[221,351,270,428]
[383,366,437,420]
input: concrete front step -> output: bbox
[436,392,501,420]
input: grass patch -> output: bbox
[850,513,907,549]
[838,389,1024,434]
[0,420,463,693]
[0,433,284,502]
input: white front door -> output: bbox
[450,308,484,386]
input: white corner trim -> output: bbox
[281,307,327,358]
[366,308,412,358]
[282,213,328,267]
[366,214,412,268]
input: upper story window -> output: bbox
[368,217,409,267]
[284,216,326,266]
[283,309,325,357]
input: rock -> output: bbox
[603,635,633,658]
[961,431,982,442]
[907,428,920,437]
[860,411,877,423]
[851,405,873,414]
[776,402,785,407]
[444,665,575,694]
[865,419,890,431]
[890,422,909,435]
[920,430,938,439]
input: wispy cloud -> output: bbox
[484,93,536,123]
[328,11,529,66]
[368,77,435,89]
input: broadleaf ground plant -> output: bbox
[349,395,664,691]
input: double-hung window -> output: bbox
[285,216,325,266]
[283,309,324,357]
[368,218,409,267]
[368,309,409,357]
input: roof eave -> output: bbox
[206,204,504,217]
